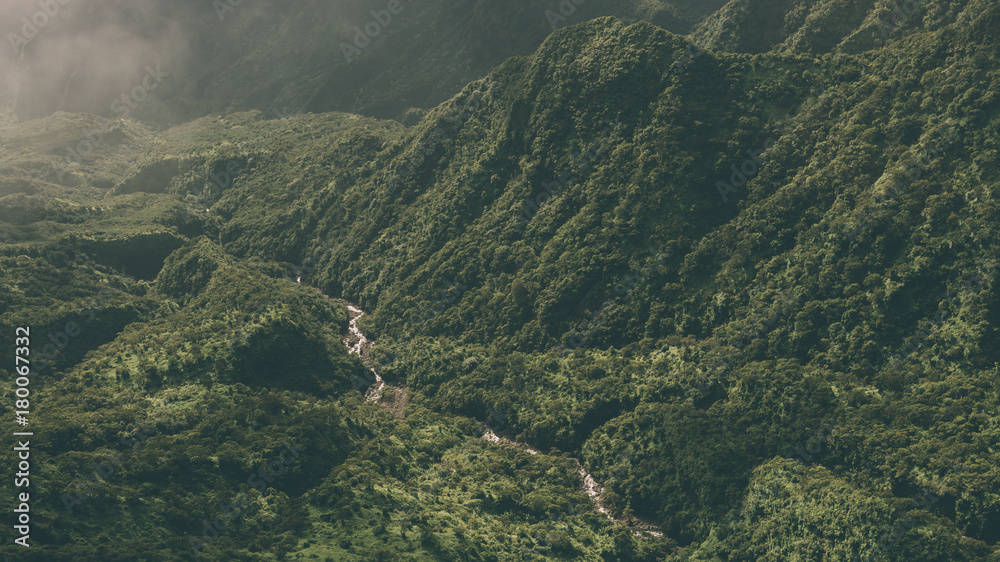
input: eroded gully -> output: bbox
[338,300,663,538]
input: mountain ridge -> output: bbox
[1,2,1000,559]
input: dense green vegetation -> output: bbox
[2,0,1000,559]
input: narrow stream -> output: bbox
[342,303,385,401]
[339,301,662,538]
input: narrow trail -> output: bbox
[335,298,663,538]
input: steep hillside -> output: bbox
[1,0,1000,559]
[692,0,984,55]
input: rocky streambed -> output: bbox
[338,299,663,538]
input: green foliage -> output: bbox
[2,1,1000,559]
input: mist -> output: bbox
[0,0,728,125]
[1,0,214,122]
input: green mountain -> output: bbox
[1,0,728,123]
[2,0,1000,559]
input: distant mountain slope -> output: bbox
[205,8,1000,556]
[0,0,729,123]
[1,0,1000,559]
[691,0,987,55]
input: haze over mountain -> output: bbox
[1,0,999,560]
[1,0,729,123]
